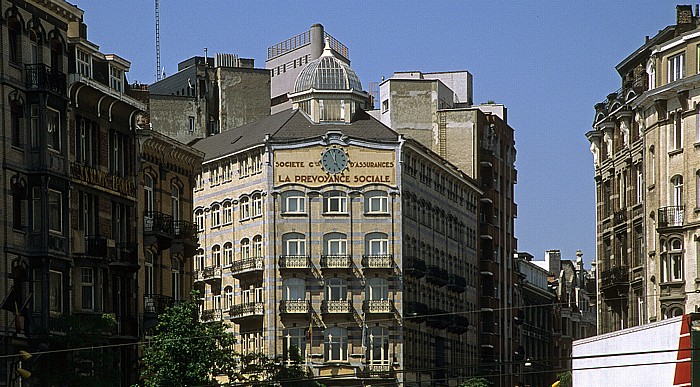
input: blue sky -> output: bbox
[73,1,683,266]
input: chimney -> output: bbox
[677,4,693,25]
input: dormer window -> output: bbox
[110,66,123,92]
[77,49,92,77]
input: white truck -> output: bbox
[572,314,694,387]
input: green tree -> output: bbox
[237,345,323,387]
[557,370,572,387]
[138,293,237,386]
[458,377,492,387]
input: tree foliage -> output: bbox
[237,345,323,387]
[458,377,492,387]
[138,293,237,386]
[557,371,572,387]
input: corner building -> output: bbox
[587,5,700,333]
[192,45,481,386]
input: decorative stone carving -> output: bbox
[603,131,613,158]
[589,139,600,166]
[620,118,630,148]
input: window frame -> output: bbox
[81,267,95,311]
[668,52,685,83]
[365,191,389,214]
[324,191,348,214]
[283,191,307,214]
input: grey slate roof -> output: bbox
[191,109,399,162]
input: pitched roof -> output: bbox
[192,109,398,162]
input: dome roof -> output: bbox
[293,44,362,93]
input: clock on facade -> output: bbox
[320,147,349,174]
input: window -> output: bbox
[283,191,306,214]
[110,130,128,176]
[668,52,685,83]
[50,270,63,315]
[145,251,154,296]
[81,268,94,310]
[240,196,250,220]
[239,156,249,178]
[11,180,25,230]
[223,201,233,224]
[647,58,656,90]
[367,327,390,365]
[282,278,306,300]
[324,191,347,214]
[283,328,306,362]
[283,233,306,256]
[325,327,348,362]
[211,204,221,228]
[382,99,389,113]
[365,191,389,214]
[253,235,263,258]
[195,210,204,232]
[47,108,61,152]
[618,172,626,209]
[366,232,389,256]
[241,238,250,259]
[77,49,92,76]
[223,242,233,266]
[662,238,684,282]
[212,245,221,267]
[367,278,389,301]
[171,259,181,301]
[48,190,62,234]
[112,202,128,243]
[110,66,123,91]
[636,165,643,204]
[224,286,233,310]
[10,100,22,147]
[672,175,684,207]
[188,116,195,132]
[325,233,348,256]
[195,249,204,271]
[32,187,41,232]
[172,184,180,223]
[252,193,263,217]
[649,146,655,183]
[8,17,20,63]
[325,278,347,301]
[144,174,154,215]
[671,112,683,150]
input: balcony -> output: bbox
[363,300,394,314]
[362,254,394,269]
[601,265,629,291]
[144,294,176,316]
[171,219,199,257]
[112,242,138,269]
[447,315,469,334]
[426,308,449,329]
[229,302,264,320]
[200,309,223,323]
[25,63,66,96]
[195,266,222,283]
[481,296,499,310]
[231,257,264,277]
[320,255,352,269]
[447,274,467,293]
[321,300,353,314]
[404,301,428,323]
[658,206,684,228]
[426,265,448,286]
[404,256,426,278]
[144,211,173,250]
[84,235,111,262]
[280,300,310,314]
[279,255,311,270]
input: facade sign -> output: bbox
[70,162,136,197]
[274,146,396,187]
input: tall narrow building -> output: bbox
[587,5,700,333]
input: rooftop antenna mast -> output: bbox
[155,0,161,81]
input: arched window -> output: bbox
[223,242,233,266]
[367,326,389,365]
[240,196,250,220]
[324,191,347,214]
[223,286,233,310]
[283,233,306,256]
[671,175,684,207]
[29,28,41,64]
[365,190,389,214]
[211,203,221,228]
[195,248,204,271]
[8,16,21,63]
[222,201,232,224]
[324,232,347,256]
[253,235,263,258]
[366,232,389,256]
[195,209,204,232]
[671,112,683,150]
[241,238,250,259]
[662,238,683,283]
[144,174,154,215]
[366,278,389,301]
[325,278,347,301]
[282,278,306,300]
[171,184,181,222]
[282,190,306,214]
[252,193,263,217]
[10,99,23,147]
[212,245,221,267]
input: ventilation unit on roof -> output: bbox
[215,53,240,68]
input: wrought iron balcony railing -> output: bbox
[362,254,394,269]
[25,63,66,95]
[320,255,352,269]
[280,300,310,314]
[658,206,684,227]
[279,255,311,269]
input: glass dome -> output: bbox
[293,52,362,93]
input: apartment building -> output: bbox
[192,43,481,386]
[378,71,519,386]
[587,4,700,333]
[0,1,202,385]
